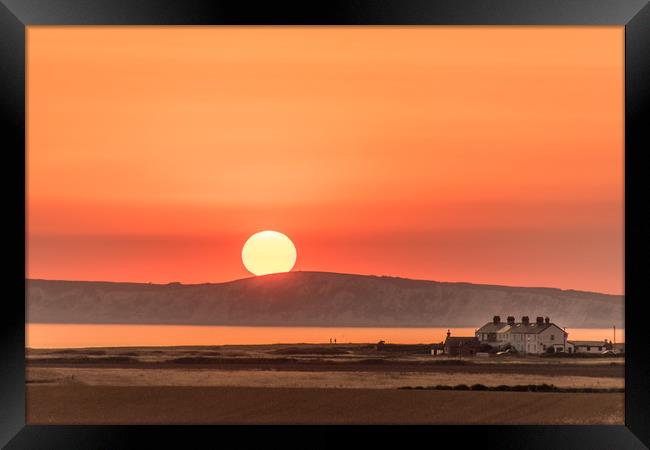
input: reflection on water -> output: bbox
[25,324,624,349]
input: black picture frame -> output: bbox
[1,1,648,448]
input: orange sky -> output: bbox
[27,27,624,294]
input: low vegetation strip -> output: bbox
[30,356,140,365]
[270,347,350,355]
[163,357,300,365]
[398,384,625,393]
[26,356,624,378]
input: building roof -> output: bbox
[476,323,511,334]
[507,322,567,335]
[507,323,552,334]
[476,321,566,335]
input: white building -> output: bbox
[476,315,570,354]
[569,340,608,354]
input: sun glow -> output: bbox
[242,231,297,276]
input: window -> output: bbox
[550,334,555,341]
[587,346,591,351]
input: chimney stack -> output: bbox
[536,316,544,325]
[507,316,515,325]
[493,315,501,324]
[545,317,550,324]
[522,316,530,325]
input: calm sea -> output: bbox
[25,324,624,349]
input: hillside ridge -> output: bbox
[27,271,623,328]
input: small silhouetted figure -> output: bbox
[334,338,337,344]
[329,338,332,344]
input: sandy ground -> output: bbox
[27,366,624,390]
[26,385,624,425]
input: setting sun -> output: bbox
[26,27,623,293]
[242,231,297,276]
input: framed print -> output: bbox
[1,0,648,448]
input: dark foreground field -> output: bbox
[27,385,623,425]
